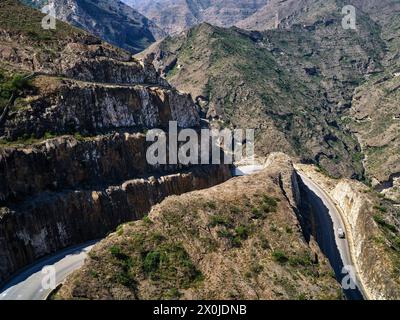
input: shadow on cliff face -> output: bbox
[297,178,364,300]
[0,164,232,287]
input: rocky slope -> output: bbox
[0,0,231,285]
[339,0,400,193]
[296,164,400,300]
[122,0,269,35]
[138,3,386,179]
[346,72,400,187]
[236,0,350,31]
[21,0,165,53]
[56,153,342,300]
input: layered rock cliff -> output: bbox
[0,165,231,285]
[2,76,198,140]
[0,1,231,286]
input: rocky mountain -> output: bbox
[0,0,231,285]
[138,0,400,186]
[236,0,339,30]
[138,22,375,179]
[21,0,165,53]
[122,0,270,34]
[56,153,342,300]
[2,0,400,301]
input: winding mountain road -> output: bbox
[297,172,365,300]
[0,241,97,300]
[0,165,366,300]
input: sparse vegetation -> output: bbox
[373,214,397,233]
[208,215,230,227]
[272,250,289,264]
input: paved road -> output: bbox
[0,164,263,301]
[0,166,365,300]
[233,164,264,176]
[297,172,365,300]
[0,241,97,300]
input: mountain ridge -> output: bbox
[21,0,165,53]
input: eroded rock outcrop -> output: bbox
[0,133,197,203]
[331,181,400,300]
[2,77,198,140]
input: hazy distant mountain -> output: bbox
[21,0,166,53]
[121,0,269,34]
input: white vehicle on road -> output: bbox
[338,227,346,239]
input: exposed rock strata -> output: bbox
[0,133,199,203]
[2,77,198,139]
[0,165,231,285]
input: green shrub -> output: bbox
[115,271,136,287]
[150,232,166,244]
[373,214,397,233]
[217,229,242,248]
[205,201,217,210]
[142,215,153,225]
[231,236,242,248]
[217,229,232,239]
[250,264,264,275]
[109,245,131,263]
[0,74,32,100]
[285,226,293,234]
[270,225,278,232]
[165,287,182,299]
[373,214,386,225]
[289,253,313,267]
[235,225,250,240]
[393,237,400,251]
[116,224,124,236]
[10,74,31,91]
[209,215,230,227]
[143,251,163,274]
[261,195,278,213]
[374,205,388,213]
[141,243,204,289]
[230,206,241,214]
[272,250,289,264]
[251,207,263,219]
